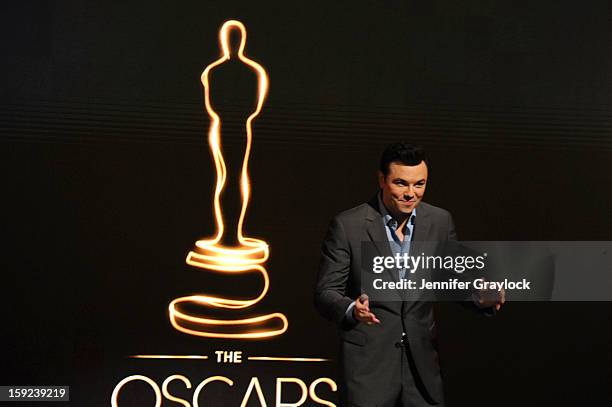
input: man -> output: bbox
[314,143,502,406]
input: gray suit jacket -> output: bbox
[314,195,457,406]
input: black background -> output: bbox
[2,1,612,405]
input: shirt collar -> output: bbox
[377,191,416,229]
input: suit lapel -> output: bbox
[365,195,393,258]
[412,203,432,242]
[366,218,392,257]
[364,196,400,285]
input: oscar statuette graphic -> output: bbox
[111,21,336,407]
[168,20,288,339]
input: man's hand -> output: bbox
[353,294,381,325]
[475,287,506,311]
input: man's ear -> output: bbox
[377,171,385,189]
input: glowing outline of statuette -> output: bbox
[168,20,288,339]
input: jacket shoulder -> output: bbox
[418,201,453,222]
[333,202,372,224]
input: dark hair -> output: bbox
[379,143,428,176]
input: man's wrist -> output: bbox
[345,301,357,323]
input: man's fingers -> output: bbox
[355,295,379,324]
[356,311,380,324]
[357,294,370,312]
[366,312,380,324]
[358,310,372,318]
[355,302,369,313]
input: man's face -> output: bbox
[378,161,428,217]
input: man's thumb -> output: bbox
[359,293,370,309]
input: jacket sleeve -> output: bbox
[448,211,498,316]
[314,216,355,327]
[447,210,458,241]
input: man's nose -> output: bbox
[404,186,414,199]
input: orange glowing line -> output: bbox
[130,355,209,360]
[128,355,329,361]
[168,20,287,339]
[162,376,192,407]
[202,20,268,246]
[193,376,234,407]
[111,375,162,407]
[247,357,330,362]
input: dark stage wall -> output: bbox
[2,1,612,406]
